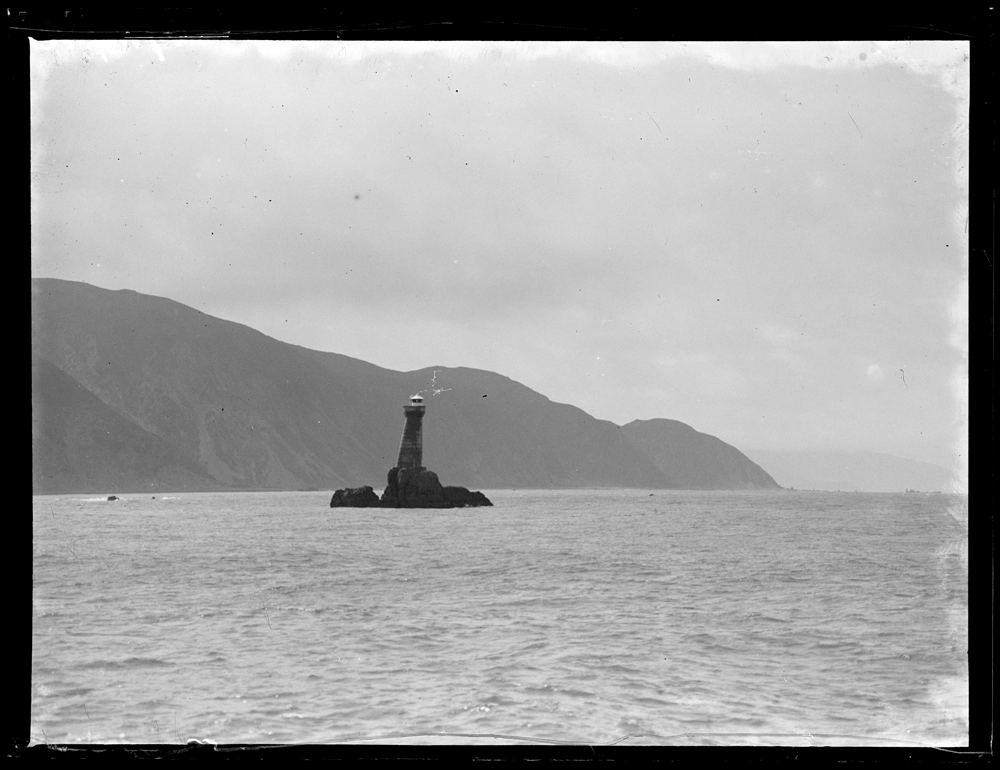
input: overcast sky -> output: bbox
[30,40,969,474]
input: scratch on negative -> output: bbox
[847,112,862,138]
[647,112,661,133]
[253,578,272,630]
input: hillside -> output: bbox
[32,356,223,493]
[619,419,781,490]
[31,278,780,494]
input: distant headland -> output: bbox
[330,395,493,508]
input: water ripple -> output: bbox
[32,490,968,746]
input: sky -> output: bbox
[30,40,969,475]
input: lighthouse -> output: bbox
[394,395,426,471]
[329,390,492,508]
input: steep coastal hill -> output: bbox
[31,278,780,494]
[31,356,223,493]
[619,419,781,490]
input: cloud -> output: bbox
[867,364,884,382]
[29,40,967,467]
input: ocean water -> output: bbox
[31,489,968,747]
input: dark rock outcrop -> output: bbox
[329,468,493,509]
[443,485,492,507]
[379,467,492,508]
[382,467,440,507]
[329,486,381,508]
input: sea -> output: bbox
[31,489,969,747]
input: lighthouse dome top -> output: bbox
[409,395,425,404]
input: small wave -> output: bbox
[744,612,790,623]
[634,696,671,707]
[604,663,644,675]
[726,716,769,728]
[813,640,862,649]
[673,715,716,728]
[504,598,543,608]
[559,688,597,699]
[78,657,175,671]
[481,694,518,707]
[61,687,95,697]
